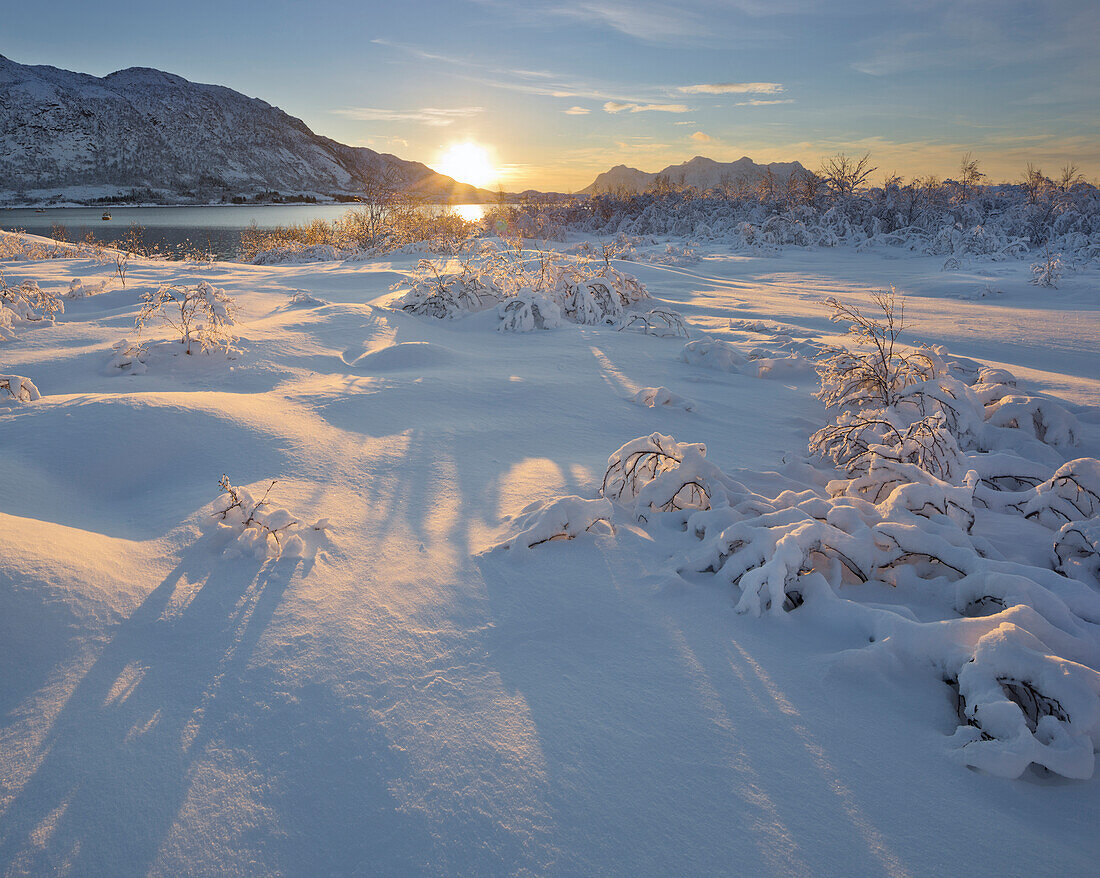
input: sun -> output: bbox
[436,141,497,188]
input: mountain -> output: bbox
[579,155,808,195]
[0,55,495,203]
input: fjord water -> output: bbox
[0,203,488,259]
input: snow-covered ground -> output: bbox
[1,231,1098,876]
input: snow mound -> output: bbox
[491,496,614,551]
[680,339,746,373]
[631,386,697,411]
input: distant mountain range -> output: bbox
[579,155,808,195]
[0,55,496,204]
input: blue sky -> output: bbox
[5,0,1098,190]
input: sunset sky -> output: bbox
[6,0,1098,191]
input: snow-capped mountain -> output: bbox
[579,155,808,195]
[0,55,494,202]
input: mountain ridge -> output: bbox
[0,54,496,204]
[579,155,808,195]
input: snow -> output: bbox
[1,228,1099,875]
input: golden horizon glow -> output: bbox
[436,141,497,188]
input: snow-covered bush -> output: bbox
[618,308,688,337]
[631,386,696,411]
[497,291,563,332]
[600,433,737,522]
[0,375,41,403]
[638,242,698,265]
[136,281,237,355]
[109,337,148,374]
[1052,519,1100,583]
[1030,251,1063,288]
[239,200,476,263]
[602,415,1100,778]
[209,476,330,560]
[393,244,657,334]
[491,496,614,551]
[397,257,501,319]
[1024,459,1100,527]
[0,271,64,337]
[67,277,109,298]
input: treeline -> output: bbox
[487,154,1099,263]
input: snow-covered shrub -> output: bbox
[109,338,148,374]
[563,278,624,325]
[618,308,688,337]
[395,257,501,319]
[601,433,736,522]
[0,375,41,403]
[67,277,109,298]
[114,251,131,287]
[209,476,330,560]
[497,291,563,332]
[0,231,72,261]
[817,291,936,411]
[813,411,966,486]
[492,496,614,551]
[136,281,237,355]
[1052,519,1100,583]
[393,244,655,334]
[0,271,64,336]
[983,393,1078,449]
[639,242,698,265]
[1030,251,1063,288]
[1023,459,1100,528]
[631,386,696,411]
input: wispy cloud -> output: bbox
[564,106,591,115]
[736,98,794,106]
[371,37,758,109]
[691,131,713,142]
[467,0,711,43]
[679,82,784,95]
[333,106,483,127]
[604,101,690,114]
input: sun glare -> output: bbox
[436,141,497,188]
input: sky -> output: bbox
[4,0,1099,191]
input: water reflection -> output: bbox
[453,204,487,223]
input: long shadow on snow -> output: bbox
[0,533,434,877]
